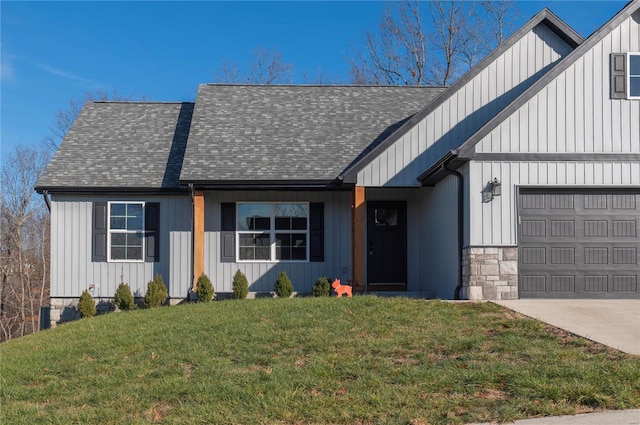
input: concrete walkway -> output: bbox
[470,408,640,425]
[492,300,640,355]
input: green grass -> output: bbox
[1,297,638,425]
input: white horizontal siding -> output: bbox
[203,191,352,293]
[358,23,574,187]
[50,194,192,299]
[477,10,640,154]
[468,161,640,246]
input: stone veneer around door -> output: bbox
[461,247,519,300]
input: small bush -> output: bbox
[78,290,96,318]
[274,271,294,298]
[113,282,136,311]
[312,277,331,297]
[196,274,215,302]
[144,274,168,308]
[232,270,249,299]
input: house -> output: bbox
[36,1,640,325]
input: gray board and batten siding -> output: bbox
[518,189,640,298]
[352,16,579,187]
[49,194,192,300]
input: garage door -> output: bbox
[518,189,640,299]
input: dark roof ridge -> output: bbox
[201,83,447,89]
[456,0,640,158]
[91,100,194,105]
[339,8,583,183]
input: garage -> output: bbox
[518,188,640,299]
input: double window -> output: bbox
[237,203,309,261]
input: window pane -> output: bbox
[128,204,143,218]
[110,204,126,216]
[630,54,640,74]
[127,247,142,260]
[111,233,126,245]
[292,247,306,260]
[375,209,398,226]
[292,217,307,230]
[127,232,143,247]
[630,76,640,97]
[255,247,270,260]
[239,247,254,260]
[127,215,143,230]
[111,217,126,229]
[111,247,126,260]
[275,217,291,230]
[255,234,270,246]
[292,234,307,247]
[275,203,308,218]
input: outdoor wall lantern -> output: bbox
[482,177,502,203]
[491,177,501,197]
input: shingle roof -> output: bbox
[36,102,194,191]
[179,84,445,185]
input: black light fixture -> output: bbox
[491,177,501,197]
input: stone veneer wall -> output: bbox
[461,247,518,300]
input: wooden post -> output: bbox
[352,186,365,293]
[193,191,205,289]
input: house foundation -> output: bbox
[461,247,518,300]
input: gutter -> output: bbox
[439,152,464,300]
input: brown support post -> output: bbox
[352,186,365,293]
[193,191,205,289]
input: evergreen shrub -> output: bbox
[144,274,168,308]
[232,270,249,299]
[78,290,96,318]
[196,274,215,302]
[274,271,294,298]
[312,277,331,297]
[113,282,136,311]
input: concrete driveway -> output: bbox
[492,300,640,355]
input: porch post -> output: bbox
[193,191,205,289]
[352,186,365,293]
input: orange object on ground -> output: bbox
[332,279,353,297]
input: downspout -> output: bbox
[188,183,195,294]
[441,152,464,300]
[42,190,51,212]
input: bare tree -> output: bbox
[0,143,51,341]
[213,46,295,84]
[43,88,148,152]
[350,0,517,86]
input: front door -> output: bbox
[367,201,407,291]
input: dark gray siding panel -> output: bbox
[518,188,640,298]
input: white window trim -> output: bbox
[627,52,640,100]
[236,202,310,263]
[107,201,145,263]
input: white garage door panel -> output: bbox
[518,189,640,299]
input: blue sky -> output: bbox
[1,1,629,156]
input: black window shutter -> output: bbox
[309,202,324,262]
[92,202,108,262]
[221,203,236,263]
[145,202,160,262]
[611,53,627,99]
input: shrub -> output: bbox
[196,274,215,302]
[312,277,331,297]
[78,290,96,318]
[232,270,249,299]
[274,271,294,298]
[144,274,168,308]
[113,282,136,311]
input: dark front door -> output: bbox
[367,201,407,291]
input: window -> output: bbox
[237,203,308,261]
[629,53,640,99]
[108,202,144,261]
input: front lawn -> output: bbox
[1,297,638,424]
